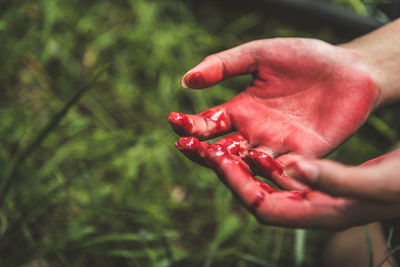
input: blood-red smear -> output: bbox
[175,136,200,151]
[248,150,284,176]
[216,133,248,155]
[200,108,230,134]
[168,112,192,135]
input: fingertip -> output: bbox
[181,71,206,89]
[168,111,190,126]
[176,136,200,151]
[286,161,320,184]
[168,112,193,136]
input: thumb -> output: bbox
[182,41,261,89]
[287,157,400,202]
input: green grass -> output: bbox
[0,0,398,266]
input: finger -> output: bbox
[203,144,356,229]
[181,41,260,89]
[175,139,393,229]
[275,153,305,167]
[203,143,276,211]
[287,157,400,202]
[174,135,250,167]
[168,106,233,139]
[361,149,400,166]
[174,136,209,166]
[246,150,308,190]
[214,132,249,155]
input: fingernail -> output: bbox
[287,161,320,184]
[181,75,189,88]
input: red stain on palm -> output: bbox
[171,39,378,157]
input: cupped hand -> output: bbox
[175,136,400,230]
[168,38,378,159]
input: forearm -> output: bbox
[341,18,400,108]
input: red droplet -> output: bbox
[216,133,248,155]
[206,144,228,159]
[168,112,192,135]
[199,108,230,136]
[176,136,200,151]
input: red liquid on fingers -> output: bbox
[175,136,200,151]
[168,112,193,135]
[216,133,248,155]
[248,150,284,176]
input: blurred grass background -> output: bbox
[0,0,399,266]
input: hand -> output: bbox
[288,149,400,203]
[169,38,378,160]
[175,137,400,229]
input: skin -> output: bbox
[174,136,400,230]
[288,18,400,205]
[288,149,400,203]
[168,18,400,229]
[169,38,378,159]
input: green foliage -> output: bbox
[0,0,398,266]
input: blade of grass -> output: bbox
[0,63,109,206]
[367,115,398,143]
[365,227,374,267]
[294,229,306,267]
[377,243,400,267]
[386,226,394,249]
[237,252,277,267]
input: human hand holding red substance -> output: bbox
[168,19,400,229]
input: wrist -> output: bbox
[340,19,400,109]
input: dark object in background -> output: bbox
[257,0,400,38]
[261,0,383,35]
[378,0,400,20]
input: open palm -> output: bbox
[169,38,378,160]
